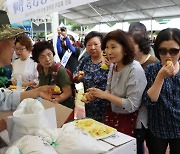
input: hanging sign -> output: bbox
[7,0,100,23]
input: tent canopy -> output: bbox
[1,0,180,26]
[166,18,180,28]
[140,20,168,31]
[110,22,130,31]
[58,0,180,25]
[85,23,111,34]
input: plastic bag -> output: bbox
[10,98,50,143]
[35,125,106,154]
[6,135,57,154]
[35,128,60,147]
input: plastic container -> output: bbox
[16,75,22,91]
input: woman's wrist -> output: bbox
[103,91,109,100]
[37,87,43,98]
[157,71,165,81]
[0,119,7,131]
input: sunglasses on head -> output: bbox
[158,48,180,56]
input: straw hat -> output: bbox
[0,10,25,40]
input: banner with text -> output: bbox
[7,0,99,23]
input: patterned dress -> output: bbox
[75,55,109,122]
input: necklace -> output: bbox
[141,54,151,64]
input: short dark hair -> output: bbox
[68,34,75,43]
[129,22,147,33]
[32,41,55,63]
[15,34,33,51]
[84,31,103,47]
[102,29,135,65]
[129,30,151,54]
[154,28,180,60]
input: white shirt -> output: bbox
[11,57,39,84]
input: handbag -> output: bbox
[103,105,138,137]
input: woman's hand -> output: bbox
[81,92,95,103]
[88,87,106,99]
[38,85,55,101]
[11,79,16,85]
[61,31,67,38]
[73,71,85,83]
[51,85,72,104]
[104,56,110,67]
[20,85,54,102]
[159,62,175,79]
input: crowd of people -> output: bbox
[0,10,180,154]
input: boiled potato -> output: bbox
[166,60,172,66]
[79,71,85,75]
[54,85,61,93]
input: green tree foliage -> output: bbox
[65,19,81,31]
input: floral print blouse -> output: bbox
[75,55,109,122]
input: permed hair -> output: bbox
[129,30,151,54]
[32,41,55,63]
[15,34,33,51]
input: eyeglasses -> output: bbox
[15,47,26,52]
[158,48,180,56]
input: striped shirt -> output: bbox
[143,61,180,139]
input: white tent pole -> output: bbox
[150,19,153,40]
[31,19,34,38]
[44,19,47,41]
[80,25,83,39]
[52,12,60,62]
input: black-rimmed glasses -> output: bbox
[14,47,26,52]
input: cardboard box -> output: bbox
[41,99,73,127]
[0,99,73,128]
[64,120,136,154]
[0,112,13,120]
[99,132,136,154]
